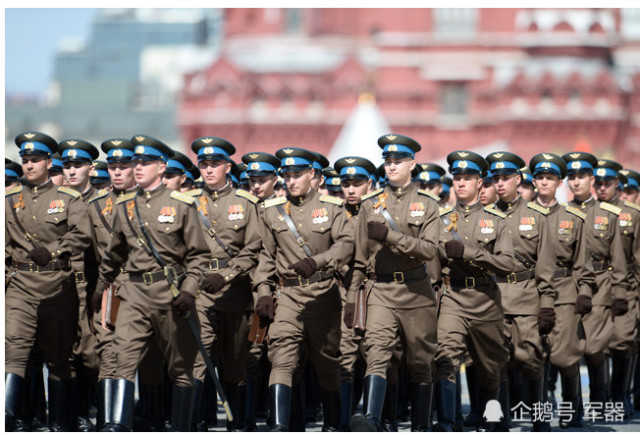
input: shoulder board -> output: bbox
[184,188,202,197]
[264,196,287,208]
[418,189,440,202]
[5,185,23,196]
[600,201,621,216]
[170,190,196,205]
[362,188,384,202]
[57,186,81,198]
[87,189,109,204]
[484,206,506,218]
[527,202,549,215]
[319,195,344,207]
[560,202,568,207]
[116,192,137,204]
[439,205,453,216]
[565,206,586,221]
[236,189,258,204]
[624,201,640,212]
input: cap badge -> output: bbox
[249,153,259,159]
[250,162,260,170]
[541,162,551,168]
[620,170,629,175]
[113,150,123,157]
[493,153,504,158]
[458,152,469,157]
[596,168,606,177]
[598,160,606,166]
[111,140,122,146]
[68,149,77,158]
[420,173,429,180]
[388,145,398,152]
[135,136,145,142]
[569,153,581,159]
[386,135,397,141]
[24,133,35,139]
[571,162,581,169]
[458,161,468,168]
[331,178,341,185]
[25,142,35,150]
[90,169,98,177]
[201,138,213,144]
[543,153,553,160]
[67,140,78,146]
[495,162,505,169]
[345,158,356,164]
[204,147,214,154]
[347,167,357,175]
[282,149,294,154]
[285,157,295,166]
[135,146,145,154]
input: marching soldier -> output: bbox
[323,167,344,199]
[486,151,556,431]
[181,165,201,193]
[91,135,210,431]
[311,151,330,193]
[517,167,536,202]
[479,170,497,206]
[162,150,195,192]
[563,152,629,411]
[6,132,92,431]
[620,168,640,204]
[6,158,23,190]
[416,163,445,198]
[90,161,111,188]
[439,176,453,206]
[347,135,440,432]
[252,147,354,431]
[49,152,66,186]
[433,150,514,432]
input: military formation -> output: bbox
[4,130,640,432]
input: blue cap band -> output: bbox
[166,159,187,173]
[339,166,371,179]
[451,160,482,174]
[134,145,168,162]
[19,141,53,156]
[197,146,230,161]
[567,160,594,173]
[6,168,20,179]
[533,162,562,177]
[50,158,63,171]
[520,173,533,184]
[594,167,617,179]
[61,148,93,162]
[417,171,442,182]
[106,148,134,162]
[369,174,378,183]
[624,177,639,189]
[239,171,248,181]
[280,156,313,168]
[382,144,415,158]
[230,174,239,184]
[185,171,195,182]
[312,161,324,170]
[92,169,110,179]
[442,184,450,193]
[326,177,342,191]
[246,161,277,174]
[490,161,519,173]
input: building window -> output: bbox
[433,8,478,35]
[439,83,468,115]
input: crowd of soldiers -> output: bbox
[4,130,640,432]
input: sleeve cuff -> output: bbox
[313,254,327,270]
[613,286,628,301]
[578,284,592,297]
[180,276,199,298]
[386,230,401,245]
[257,284,272,299]
[462,247,479,261]
[540,295,556,309]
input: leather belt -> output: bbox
[495,269,536,284]
[74,271,86,283]
[16,259,71,272]
[208,258,230,270]
[553,267,573,278]
[450,274,496,289]
[592,260,611,272]
[129,265,185,285]
[282,271,333,288]
[371,265,427,284]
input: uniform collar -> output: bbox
[572,195,594,210]
[455,199,483,215]
[204,182,232,200]
[288,188,316,206]
[496,195,522,214]
[387,181,415,199]
[346,203,360,216]
[138,182,166,200]
[26,178,54,194]
[546,200,560,214]
[82,186,96,201]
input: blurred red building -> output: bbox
[177,8,640,166]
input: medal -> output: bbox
[594,215,608,231]
[519,216,535,231]
[228,204,244,220]
[479,219,494,234]
[312,208,328,224]
[619,213,632,227]
[158,206,176,223]
[409,202,425,218]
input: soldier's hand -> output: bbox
[444,240,465,259]
[367,221,389,242]
[288,258,317,279]
[537,307,556,335]
[172,291,195,317]
[203,273,226,294]
[574,294,592,315]
[27,247,51,266]
[255,296,275,328]
[92,289,103,314]
[611,298,629,318]
[343,303,355,329]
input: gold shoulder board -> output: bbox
[264,196,287,208]
[418,189,440,202]
[57,186,81,198]
[236,189,258,204]
[361,188,383,202]
[116,192,137,204]
[484,206,507,219]
[624,201,640,212]
[170,190,196,205]
[527,202,549,215]
[439,205,453,216]
[565,206,586,221]
[319,195,344,207]
[88,189,109,204]
[5,185,23,196]
[600,201,621,216]
[184,188,202,197]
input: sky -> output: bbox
[5,8,96,97]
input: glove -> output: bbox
[537,307,556,335]
[611,298,629,318]
[92,288,103,314]
[27,247,51,266]
[367,221,389,242]
[445,240,465,259]
[343,303,355,329]
[172,292,195,317]
[574,294,593,315]
[288,258,317,279]
[255,296,275,328]
[203,273,226,294]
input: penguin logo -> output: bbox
[483,400,503,423]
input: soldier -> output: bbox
[252,147,354,431]
[311,151,330,193]
[6,158,23,190]
[594,160,639,419]
[563,152,629,412]
[5,132,92,431]
[345,135,439,432]
[517,167,536,202]
[439,176,453,206]
[90,161,111,188]
[181,165,201,193]
[486,151,556,431]
[416,163,446,198]
[433,150,513,432]
[48,152,66,186]
[188,137,263,431]
[529,152,595,428]
[479,170,497,206]
[162,150,195,192]
[91,135,210,431]
[620,169,640,204]
[322,167,344,199]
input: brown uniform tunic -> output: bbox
[568,197,628,356]
[187,185,262,385]
[347,184,440,385]
[436,200,514,390]
[5,181,92,379]
[254,190,354,391]
[95,184,209,386]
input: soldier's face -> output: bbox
[492,173,521,202]
[134,160,166,188]
[283,168,313,197]
[63,161,93,189]
[621,188,638,203]
[384,157,415,187]
[517,184,535,201]
[248,174,277,199]
[533,173,561,198]
[162,172,186,191]
[22,155,51,184]
[453,173,482,203]
[567,172,594,199]
[341,178,371,205]
[594,179,617,202]
[479,182,498,206]
[108,162,135,191]
[420,181,442,196]
[310,173,324,191]
[198,160,230,189]
[49,172,66,186]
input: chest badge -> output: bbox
[158,206,176,223]
[559,220,574,235]
[312,208,329,224]
[228,204,244,221]
[47,199,65,214]
[479,219,494,234]
[619,213,632,227]
[519,216,535,231]
[409,202,425,217]
[594,215,608,231]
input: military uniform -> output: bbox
[5,132,92,431]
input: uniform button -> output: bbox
[465,219,469,223]
[298,224,302,227]
[464,236,468,240]
[415,221,419,224]
[54,218,58,222]
[320,227,324,231]
[395,216,399,220]
[33,216,36,220]
[214,204,217,207]
[145,222,149,226]
[234,225,238,229]
[165,227,170,232]
[33,199,37,203]
[146,204,151,208]
[485,238,488,242]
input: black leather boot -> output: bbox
[5,373,24,432]
[350,375,387,432]
[245,377,257,431]
[320,388,341,432]
[624,354,637,419]
[289,382,306,431]
[204,376,218,429]
[558,372,583,429]
[410,383,433,432]
[269,384,292,431]
[169,384,194,432]
[340,381,353,431]
[611,353,635,420]
[494,380,511,431]
[525,376,550,432]
[141,382,165,431]
[76,371,96,431]
[381,383,398,432]
[432,379,456,432]
[191,379,207,431]
[476,386,499,432]
[226,384,247,431]
[587,360,607,405]
[463,365,480,427]
[97,378,115,431]
[47,378,75,432]
[103,379,135,432]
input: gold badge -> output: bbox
[282,149,294,154]
[90,169,98,177]
[345,158,356,164]
[571,161,581,169]
[249,153,259,159]
[598,160,606,166]
[67,140,78,146]
[331,178,341,185]
[135,146,145,154]
[68,149,77,158]
[347,167,356,175]
[250,162,260,170]
[495,162,505,169]
[458,152,469,157]
[493,153,504,158]
[25,142,34,150]
[201,138,213,144]
[569,153,581,159]
[203,147,214,154]
[458,161,468,168]
[541,162,551,168]
[285,157,295,166]
[388,145,398,152]
[135,136,146,142]
[386,135,397,141]
[420,172,429,180]
[596,168,606,177]
[620,170,629,176]
[113,149,123,157]
[543,153,553,160]
[111,140,122,146]
[24,133,35,139]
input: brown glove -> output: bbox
[172,292,195,317]
[611,298,629,318]
[367,221,389,242]
[27,247,51,266]
[203,273,226,294]
[343,303,355,329]
[574,294,593,315]
[255,296,275,328]
[445,240,465,259]
[537,307,556,335]
[288,258,317,279]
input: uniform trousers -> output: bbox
[609,297,638,355]
[503,315,545,380]
[582,305,614,356]
[548,304,586,373]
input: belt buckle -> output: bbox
[506,273,517,284]
[393,271,405,283]
[208,228,216,238]
[164,266,177,279]
[209,258,219,270]
[298,276,310,287]
[75,271,85,283]
[29,263,38,273]
[296,237,305,247]
[465,277,475,288]
[142,272,154,285]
